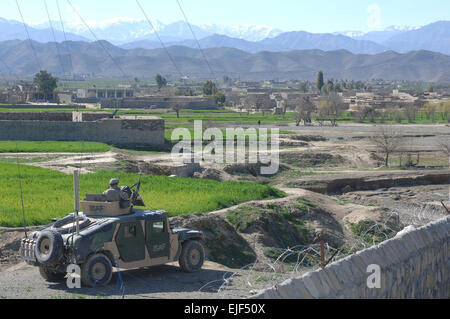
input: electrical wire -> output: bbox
[15,0,43,71]
[66,0,128,79]
[136,0,185,79]
[56,0,74,76]
[43,0,66,77]
[175,0,215,79]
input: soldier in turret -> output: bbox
[103,178,131,202]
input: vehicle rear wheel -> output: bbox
[81,254,113,287]
[179,240,205,273]
[39,267,66,282]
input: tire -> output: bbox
[39,267,66,282]
[35,230,64,266]
[81,254,113,287]
[179,240,205,273]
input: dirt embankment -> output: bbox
[0,227,41,272]
[171,189,402,269]
[289,170,450,194]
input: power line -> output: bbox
[175,0,215,79]
[43,0,66,77]
[15,0,42,71]
[136,0,185,79]
[56,0,74,76]
[65,0,128,78]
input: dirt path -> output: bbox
[0,261,247,299]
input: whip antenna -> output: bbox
[73,170,80,235]
[15,140,28,238]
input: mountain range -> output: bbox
[31,19,283,44]
[0,17,89,43]
[0,39,448,82]
[120,21,450,56]
[2,17,448,56]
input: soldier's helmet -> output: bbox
[109,178,119,186]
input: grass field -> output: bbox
[0,141,111,153]
[0,162,285,227]
[0,107,448,124]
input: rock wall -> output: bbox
[253,216,449,299]
[0,112,72,121]
[0,118,165,147]
[100,97,217,109]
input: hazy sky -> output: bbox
[1,0,449,32]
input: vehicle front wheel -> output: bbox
[179,240,205,273]
[39,267,66,282]
[81,254,113,287]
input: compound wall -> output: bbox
[0,112,72,121]
[100,97,217,110]
[253,217,449,299]
[0,118,165,147]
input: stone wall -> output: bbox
[100,97,217,110]
[253,216,449,299]
[0,112,72,121]
[0,118,165,147]
[72,112,111,122]
[0,104,84,109]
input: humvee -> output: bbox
[20,181,205,287]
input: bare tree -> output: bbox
[371,126,402,167]
[243,95,256,115]
[227,95,241,109]
[422,102,437,122]
[404,104,419,123]
[256,95,275,116]
[325,92,347,126]
[170,102,184,119]
[392,106,404,123]
[379,109,389,123]
[352,108,367,123]
[293,96,316,126]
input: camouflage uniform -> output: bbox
[103,179,130,202]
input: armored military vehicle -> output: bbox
[20,180,205,287]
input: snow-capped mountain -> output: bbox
[31,19,282,44]
[199,24,283,41]
[33,17,165,44]
[337,25,421,44]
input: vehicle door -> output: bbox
[115,222,146,262]
[145,219,170,259]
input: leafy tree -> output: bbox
[203,80,218,96]
[33,70,57,100]
[155,74,167,90]
[316,71,324,92]
[321,80,335,94]
[214,92,226,106]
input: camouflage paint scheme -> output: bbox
[20,209,203,270]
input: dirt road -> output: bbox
[0,261,251,299]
